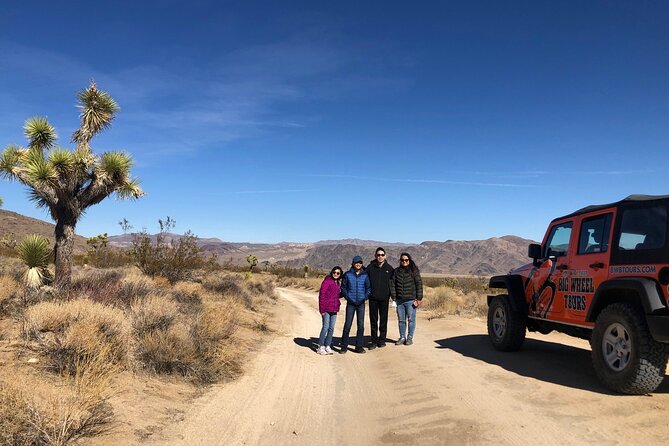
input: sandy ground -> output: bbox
[145,287,669,445]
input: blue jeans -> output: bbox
[341,302,365,348]
[397,300,416,340]
[319,312,337,347]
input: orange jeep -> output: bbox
[488,195,669,394]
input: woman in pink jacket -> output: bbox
[317,266,343,355]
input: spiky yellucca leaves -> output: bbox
[72,81,120,145]
[24,116,57,151]
[17,234,52,288]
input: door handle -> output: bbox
[556,265,568,270]
[589,262,605,269]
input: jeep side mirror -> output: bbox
[528,243,542,260]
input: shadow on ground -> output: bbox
[435,334,669,395]
[294,335,396,352]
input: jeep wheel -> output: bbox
[487,295,526,351]
[591,303,669,394]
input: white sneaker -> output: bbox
[317,346,327,355]
[325,346,334,355]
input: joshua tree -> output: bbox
[247,254,258,273]
[17,234,52,289]
[0,82,144,288]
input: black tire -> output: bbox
[487,295,526,351]
[591,302,669,394]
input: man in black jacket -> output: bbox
[366,247,394,349]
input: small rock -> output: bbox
[27,357,39,364]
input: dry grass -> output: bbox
[131,295,179,334]
[0,260,279,443]
[273,275,322,290]
[0,275,21,317]
[0,342,117,446]
[422,286,488,319]
[23,299,131,374]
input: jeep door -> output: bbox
[526,220,573,319]
[562,211,614,325]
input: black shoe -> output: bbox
[354,346,366,354]
[368,343,377,350]
[377,342,386,348]
[339,347,348,354]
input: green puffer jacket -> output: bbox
[390,267,423,302]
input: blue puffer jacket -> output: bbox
[341,268,371,305]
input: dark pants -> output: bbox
[369,299,389,344]
[341,301,365,348]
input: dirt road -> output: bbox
[152,287,669,445]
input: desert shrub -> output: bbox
[136,322,197,377]
[76,247,132,268]
[24,299,131,374]
[274,275,323,290]
[422,276,489,294]
[68,269,124,306]
[131,227,214,283]
[0,380,114,446]
[202,273,254,308]
[422,286,488,319]
[190,301,243,382]
[117,274,159,304]
[131,295,179,334]
[0,275,21,317]
[170,281,203,314]
[0,383,39,445]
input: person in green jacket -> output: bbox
[390,252,423,345]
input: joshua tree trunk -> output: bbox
[54,214,77,289]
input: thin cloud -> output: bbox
[228,189,319,195]
[305,174,541,188]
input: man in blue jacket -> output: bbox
[339,255,371,354]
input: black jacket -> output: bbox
[390,266,423,302]
[366,260,394,301]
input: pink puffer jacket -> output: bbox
[318,275,341,313]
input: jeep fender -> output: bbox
[586,278,666,323]
[488,275,527,314]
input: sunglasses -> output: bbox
[333,272,341,275]
[376,253,385,257]
[400,258,410,262]
[354,261,363,265]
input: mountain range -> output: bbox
[0,209,536,275]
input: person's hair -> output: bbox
[399,252,420,276]
[375,247,385,255]
[330,266,343,282]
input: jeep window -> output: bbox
[578,213,612,254]
[618,206,667,250]
[545,222,572,258]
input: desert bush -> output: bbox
[273,275,323,290]
[68,269,124,306]
[117,274,159,304]
[422,286,488,319]
[0,256,24,282]
[422,276,489,294]
[0,383,39,445]
[136,322,198,377]
[131,223,214,283]
[0,275,21,316]
[202,273,254,308]
[0,379,114,446]
[170,281,203,314]
[24,299,131,374]
[131,295,179,334]
[75,247,132,268]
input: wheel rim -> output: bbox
[602,322,632,372]
[492,306,507,338]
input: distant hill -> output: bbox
[0,209,88,252]
[281,236,534,275]
[0,209,535,275]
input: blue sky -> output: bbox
[1,1,668,243]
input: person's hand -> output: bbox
[413,299,422,308]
